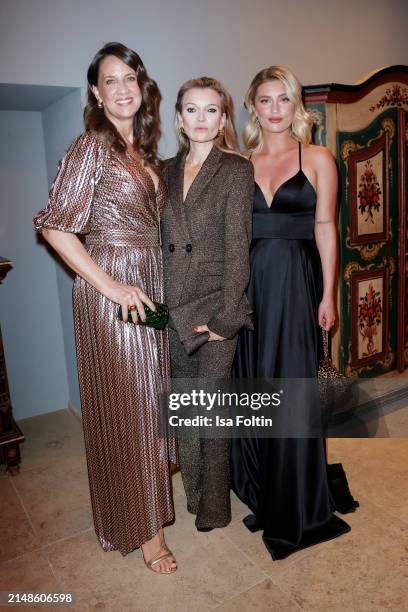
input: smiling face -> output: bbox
[91,55,142,128]
[178,87,225,145]
[253,79,295,135]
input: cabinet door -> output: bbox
[403,111,408,368]
[338,109,400,377]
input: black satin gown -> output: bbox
[231,144,350,560]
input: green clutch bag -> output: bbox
[117,302,169,330]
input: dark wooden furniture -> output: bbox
[304,65,408,376]
[0,257,24,471]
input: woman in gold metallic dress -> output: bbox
[33,43,177,574]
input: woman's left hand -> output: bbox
[193,324,226,342]
[318,296,337,331]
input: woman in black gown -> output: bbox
[231,66,353,560]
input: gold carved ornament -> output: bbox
[308,108,325,146]
[345,226,387,261]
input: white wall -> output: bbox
[42,90,84,413]
[0,111,70,419]
[1,0,407,157]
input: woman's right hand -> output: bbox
[106,282,156,323]
[37,230,156,324]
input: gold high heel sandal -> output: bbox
[142,530,177,575]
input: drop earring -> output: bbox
[97,99,103,108]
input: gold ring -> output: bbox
[128,305,137,311]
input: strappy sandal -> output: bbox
[142,530,177,574]
[144,549,177,574]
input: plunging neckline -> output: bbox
[125,151,160,196]
[255,170,302,209]
[252,142,317,210]
[255,170,317,209]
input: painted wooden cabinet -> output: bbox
[304,66,408,377]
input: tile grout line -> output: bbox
[8,456,87,477]
[209,572,305,612]
[254,488,408,611]
[43,551,66,592]
[349,490,408,527]
[182,527,272,610]
[208,576,272,612]
[0,527,94,566]
[8,472,38,538]
[40,527,94,552]
[221,515,343,609]
[1,550,37,566]
[8,467,95,547]
[8,413,408,607]
[223,517,319,573]
[221,528,270,579]
[1,473,41,566]
[266,573,307,611]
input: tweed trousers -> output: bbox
[169,328,237,528]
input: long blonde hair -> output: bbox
[175,76,239,155]
[243,66,313,152]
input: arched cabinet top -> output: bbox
[303,65,408,104]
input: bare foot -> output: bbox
[141,528,177,574]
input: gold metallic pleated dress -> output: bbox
[33,131,176,555]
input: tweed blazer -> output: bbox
[162,145,254,348]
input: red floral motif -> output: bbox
[358,283,382,357]
[370,84,408,112]
[358,160,381,223]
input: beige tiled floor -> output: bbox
[1,409,408,611]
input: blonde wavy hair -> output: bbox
[243,66,313,152]
[175,76,239,155]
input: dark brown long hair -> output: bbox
[175,76,239,155]
[84,42,162,169]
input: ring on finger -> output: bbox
[128,304,137,311]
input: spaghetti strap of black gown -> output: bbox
[231,143,351,560]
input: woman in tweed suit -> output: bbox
[162,77,254,530]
